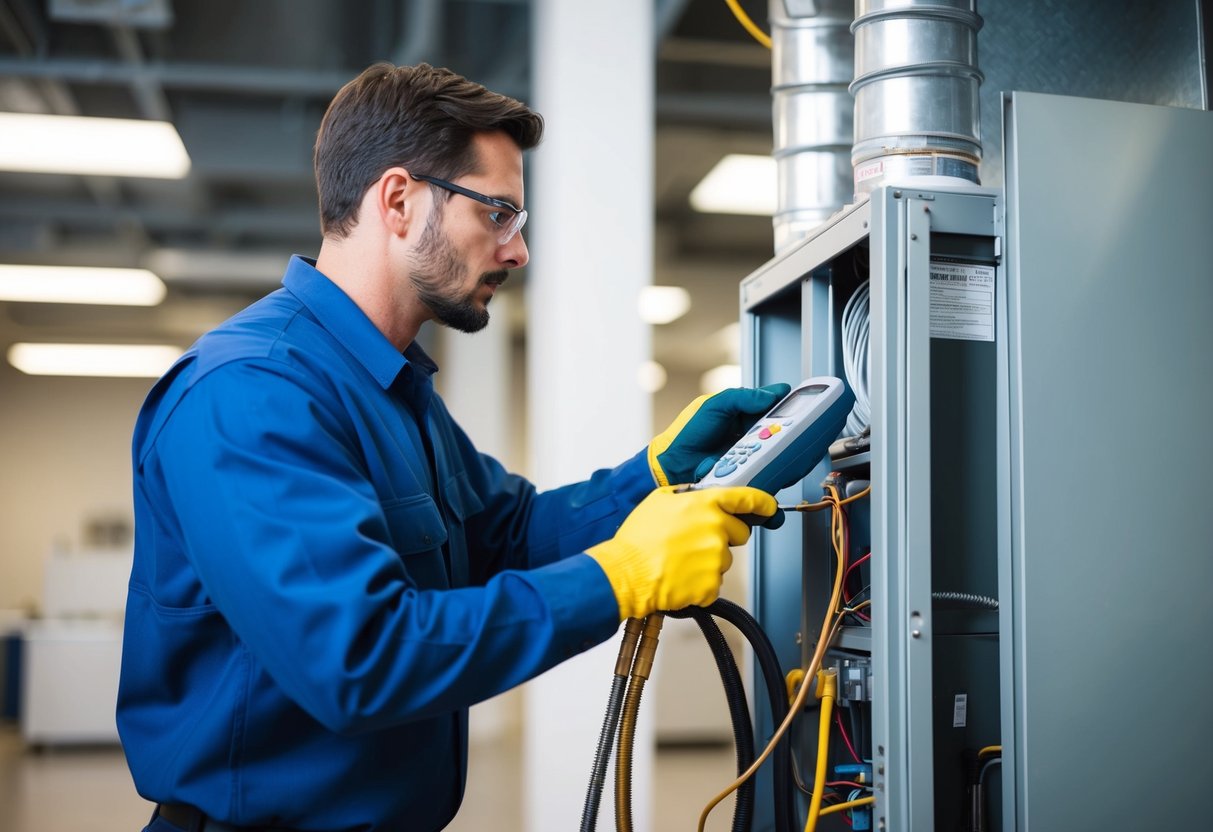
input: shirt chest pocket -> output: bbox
[381,493,450,589]
[440,472,484,588]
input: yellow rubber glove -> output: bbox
[587,485,777,621]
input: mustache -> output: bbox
[480,270,509,287]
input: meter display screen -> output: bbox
[768,384,829,419]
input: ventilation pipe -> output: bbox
[770,0,855,254]
[850,0,984,193]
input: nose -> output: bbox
[498,232,529,269]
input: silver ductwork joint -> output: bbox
[850,0,984,194]
[770,0,855,254]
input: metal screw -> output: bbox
[893,190,902,198]
[910,233,918,240]
[912,629,921,638]
[794,631,803,645]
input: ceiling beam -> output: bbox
[0,195,318,239]
[655,92,772,128]
[0,56,526,100]
[109,24,172,121]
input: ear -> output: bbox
[373,167,421,239]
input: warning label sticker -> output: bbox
[952,693,968,728]
[929,259,995,342]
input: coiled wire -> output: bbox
[932,590,999,610]
[841,280,871,435]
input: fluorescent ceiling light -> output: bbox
[143,248,287,285]
[0,112,190,178]
[0,264,166,305]
[690,154,776,216]
[638,285,691,325]
[637,360,668,394]
[8,343,183,378]
[700,363,741,395]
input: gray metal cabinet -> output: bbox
[741,93,1213,831]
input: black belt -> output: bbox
[155,804,292,832]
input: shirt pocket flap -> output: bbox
[381,493,448,556]
[444,472,484,524]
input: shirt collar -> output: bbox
[282,255,438,389]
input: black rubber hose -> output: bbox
[705,597,795,832]
[580,674,627,832]
[665,606,756,832]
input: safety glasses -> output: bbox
[412,173,528,246]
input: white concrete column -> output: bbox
[526,2,654,830]
[436,291,518,471]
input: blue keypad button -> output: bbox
[714,461,738,477]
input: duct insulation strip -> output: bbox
[850,0,984,194]
[770,0,855,254]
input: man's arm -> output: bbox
[450,384,791,579]
[148,361,621,734]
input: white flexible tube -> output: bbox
[840,280,871,435]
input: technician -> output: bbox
[118,62,784,832]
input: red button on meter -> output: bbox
[758,427,773,439]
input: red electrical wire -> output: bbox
[835,709,863,764]
[843,552,871,598]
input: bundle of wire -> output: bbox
[840,281,871,436]
[696,483,874,832]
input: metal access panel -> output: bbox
[741,184,1003,831]
[1001,92,1213,831]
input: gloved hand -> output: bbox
[648,383,792,487]
[587,485,777,621]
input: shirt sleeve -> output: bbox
[431,401,656,580]
[147,360,620,735]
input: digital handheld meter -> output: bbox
[693,376,854,496]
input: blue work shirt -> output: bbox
[118,256,653,831]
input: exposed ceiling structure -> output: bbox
[0,0,778,390]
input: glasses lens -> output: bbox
[498,209,527,245]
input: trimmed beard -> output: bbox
[408,210,505,334]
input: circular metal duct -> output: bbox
[770,0,855,254]
[850,0,984,194]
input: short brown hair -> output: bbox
[314,62,544,238]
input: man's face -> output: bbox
[406,131,529,333]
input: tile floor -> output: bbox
[0,722,740,832]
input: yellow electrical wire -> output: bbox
[804,669,838,832]
[978,745,1002,759]
[696,488,855,832]
[819,796,876,817]
[724,0,772,49]
[785,486,873,513]
[839,485,872,506]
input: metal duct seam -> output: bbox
[850,0,984,195]
[770,0,854,254]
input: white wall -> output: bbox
[0,360,150,612]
